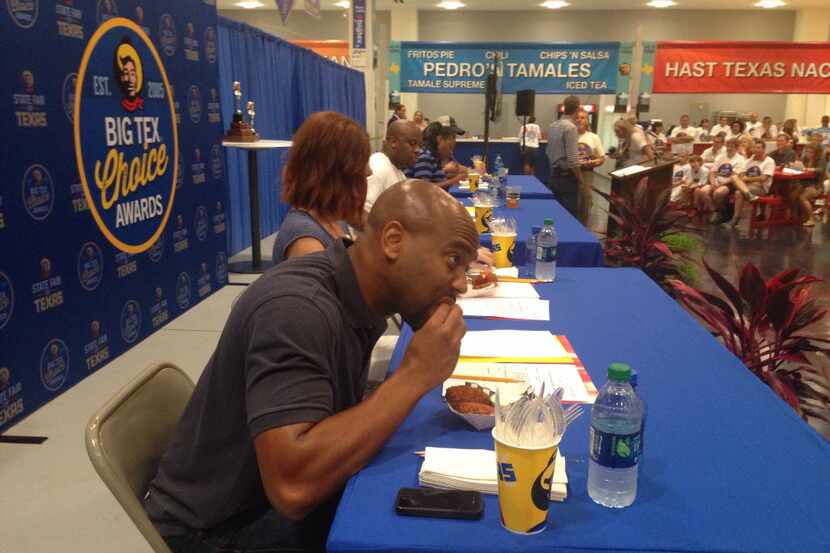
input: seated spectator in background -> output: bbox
[711,115,731,140]
[798,144,827,227]
[677,155,711,211]
[731,120,752,144]
[808,130,828,155]
[770,134,797,166]
[387,103,406,128]
[412,110,428,132]
[364,120,423,216]
[612,119,655,168]
[812,115,830,145]
[696,118,712,142]
[734,139,776,227]
[752,116,778,141]
[737,134,755,158]
[519,116,543,176]
[745,112,761,135]
[669,114,698,158]
[701,133,726,164]
[670,152,691,204]
[708,138,750,224]
[648,121,668,158]
[407,117,466,190]
[781,118,801,144]
[272,112,368,264]
[145,179,478,553]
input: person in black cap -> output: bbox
[406,115,467,190]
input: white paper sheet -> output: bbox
[445,362,594,404]
[610,164,648,178]
[460,330,572,359]
[457,297,549,321]
[493,267,519,278]
[486,282,540,299]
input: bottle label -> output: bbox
[536,245,557,263]
[589,425,641,468]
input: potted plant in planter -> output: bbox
[595,180,702,292]
[669,261,830,429]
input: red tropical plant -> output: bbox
[669,261,830,418]
[596,179,696,293]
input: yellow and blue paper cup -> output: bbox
[493,430,559,535]
[474,204,493,234]
[491,232,517,269]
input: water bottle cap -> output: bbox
[608,362,632,382]
[531,225,542,234]
[543,218,553,226]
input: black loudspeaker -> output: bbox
[516,89,535,117]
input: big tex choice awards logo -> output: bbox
[74,18,178,254]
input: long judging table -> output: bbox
[327,268,830,553]
[450,175,554,200]
[470,196,603,268]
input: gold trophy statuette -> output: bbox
[247,100,257,134]
[225,81,259,142]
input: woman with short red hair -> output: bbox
[272,111,370,264]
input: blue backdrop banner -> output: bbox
[400,41,621,94]
[0,0,226,432]
[216,17,366,255]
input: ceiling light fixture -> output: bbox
[540,1,570,8]
[235,0,264,8]
[646,0,677,7]
[437,1,466,9]
[334,0,350,7]
[754,0,786,8]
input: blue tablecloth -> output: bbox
[467,196,603,268]
[454,141,551,185]
[327,268,830,553]
[450,175,554,200]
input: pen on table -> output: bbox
[414,451,425,457]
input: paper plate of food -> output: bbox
[444,382,496,431]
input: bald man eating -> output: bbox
[144,180,480,553]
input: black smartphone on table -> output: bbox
[395,487,484,520]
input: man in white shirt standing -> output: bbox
[576,108,605,226]
[669,114,699,159]
[364,120,422,215]
[519,116,543,176]
[710,115,732,140]
[730,138,774,227]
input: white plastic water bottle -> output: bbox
[494,154,504,175]
[525,225,541,276]
[535,218,557,282]
[587,363,644,508]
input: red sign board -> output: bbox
[292,40,351,67]
[653,41,830,94]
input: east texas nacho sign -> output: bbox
[74,18,179,254]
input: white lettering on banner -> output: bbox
[791,62,830,79]
[407,50,454,59]
[664,61,718,78]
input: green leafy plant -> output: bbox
[669,261,830,421]
[595,179,698,293]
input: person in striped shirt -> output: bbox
[406,116,466,190]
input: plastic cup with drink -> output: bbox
[506,185,522,208]
[489,217,518,268]
[493,387,569,535]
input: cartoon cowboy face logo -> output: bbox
[114,38,144,112]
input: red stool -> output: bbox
[751,196,792,229]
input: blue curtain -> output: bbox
[217,17,366,255]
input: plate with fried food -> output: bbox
[444,382,496,431]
